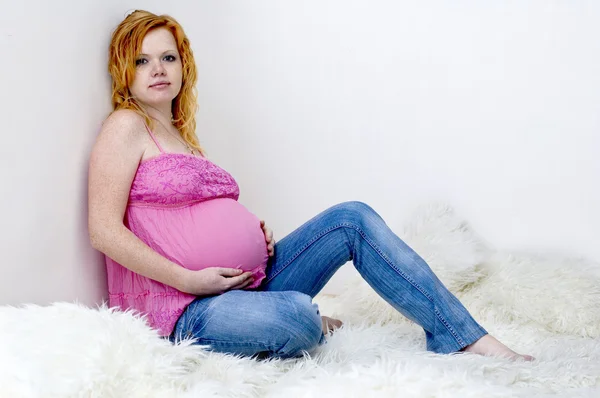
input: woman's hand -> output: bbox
[178,267,254,296]
[260,220,275,257]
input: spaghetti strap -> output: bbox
[144,124,165,153]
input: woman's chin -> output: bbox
[142,93,179,106]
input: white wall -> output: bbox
[1,1,598,306]
[0,0,162,306]
[181,0,600,293]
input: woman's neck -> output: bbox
[140,102,173,129]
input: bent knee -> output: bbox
[273,292,323,358]
[329,201,380,228]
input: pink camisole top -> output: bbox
[105,125,268,336]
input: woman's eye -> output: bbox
[164,55,176,62]
[135,58,147,66]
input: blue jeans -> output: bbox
[170,201,487,358]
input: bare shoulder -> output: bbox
[100,109,147,141]
[92,110,147,160]
[103,108,144,127]
[88,110,147,229]
[89,109,148,177]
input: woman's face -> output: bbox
[129,28,183,109]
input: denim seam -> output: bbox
[341,222,434,301]
[196,338,276,347]
[265,220,465,348]
[345,222,465,347]
[434,308,465,347]
[265,222,434,300]
[265,223,349,283]
[347,222,465,347]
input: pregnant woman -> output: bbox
[88,9,533,361]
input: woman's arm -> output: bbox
[88,110,188,291]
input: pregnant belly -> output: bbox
[183,198,268,271]
[130,198,269,288]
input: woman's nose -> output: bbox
[151,61,166,76]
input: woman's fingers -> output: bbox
[260,221,273,242]
[229,274,255,290]
[267,240,275,256]
[219,268,244,277]
[223,271,252,289]
[260,221,275,256]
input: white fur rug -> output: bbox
[2,203,599,398]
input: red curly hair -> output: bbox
[108,10,204,155]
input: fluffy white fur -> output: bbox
[1,203,599,397]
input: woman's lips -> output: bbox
[150,82,170,89]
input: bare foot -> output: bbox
[463,334,535,361]
[321,316,343,335]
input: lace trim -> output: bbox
[128,153,240,206]
[138,152,207,167]
[128,194,235,208]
